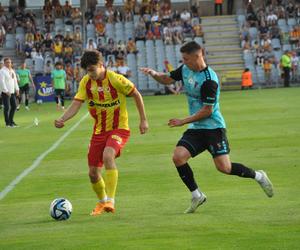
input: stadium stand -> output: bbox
[1,0,299,94]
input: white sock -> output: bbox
[99,197,107,203]
[106,197,115,204]
[255,171,263,182]
[191,189,202,198]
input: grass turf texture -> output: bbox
[0,87,299,250]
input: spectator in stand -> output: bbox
[44,60,54,75]
[146,27,154,40]
[95,20,106,37]
[126,37,138,54]
[261,36,272,51]
[71,8,82,25]
[180,9,191,23]
[266,12,278,26]
[53,39,64,59]
[86,38,97,50]
[73,26,82,45]
[116,57,131,78]
[73,62,84,92]
[269,24,281,40]
[105,38,118,60]
[296,4,300,24]
[215,0,223,16]
[64,43,73,63]
[0,24,5,48]
[173,30,184,44]
[153,23,162,39]
[259,22,269,40]
[193,24,204,38]
[65,61,73,96]
[53,2,63,18]
[182,21,193,38]
[62,1,72,18]
[286,2,295,18]
[255,48,264,66]
[241,68,253,90]
[135,17,146,42]
[106,57,117,72]
[96,38,106,55]
[163,22,173,45]
[42,33,53,54]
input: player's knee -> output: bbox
[102,150,115,167]
[172,152,187,166]
[216,162,231,174]
[88,168,99,182]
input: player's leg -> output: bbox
[54,89,60,110]
[174,130,208,213]
[208,129,273,197]
[16,88,22,111]
[102,130,131,213]
[88,135,108,216]
[102,146,118,212]
[25,85,29,110]
[60,90,65,109]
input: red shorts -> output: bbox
[88,129,130,168]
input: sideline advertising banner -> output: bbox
[34,75,54,102]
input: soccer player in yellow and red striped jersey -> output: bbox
[54,50,148,216]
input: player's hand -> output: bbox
[54,118,65,128]
[139,119,149,134]
[168,118,184,127]
[140,67,156,77]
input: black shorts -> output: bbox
[176,128,230,158]
[19,84,30,95]
[54,89,65,97]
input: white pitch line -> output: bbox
[0,113,89,201]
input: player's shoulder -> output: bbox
[80,74,91,84]
[106,70,123,80]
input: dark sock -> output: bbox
[230,162,256,179]
[176,163,198,191]
[25,99,28,106]
[55,96,59,104]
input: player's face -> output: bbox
[182,50,203,71]
[86,63,104,80]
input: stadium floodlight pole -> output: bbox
[81,0,87,46]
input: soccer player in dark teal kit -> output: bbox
[140,41,274,213]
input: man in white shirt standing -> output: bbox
[0,58,19,127]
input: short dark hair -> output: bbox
[3,57,11,63]
[80,50,103,70]
[180,41,202,54]
[55,61,63,66]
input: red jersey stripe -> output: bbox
[108,81,118,99]
[86,79,93,99]
[112,107,120,129]
[100,110,107,133]
[89,109,98,132]
[96,79,105,101]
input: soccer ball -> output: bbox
[50,198,72,221]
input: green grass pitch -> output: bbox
[0,87,300,250]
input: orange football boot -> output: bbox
[90,202,106,216]
[104,201,115,213]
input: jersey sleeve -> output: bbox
[74,75,88,102]
[169,65,183,81]
[109,71,135,96]
[200,80,218,105]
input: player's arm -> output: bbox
[54,99,82,128]
[168,105,213,127]
[128,88,148,134]
[168,80,218,127]
[29,71,35,88]
[140,67,175,85]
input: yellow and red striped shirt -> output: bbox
[74,70,135,134]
